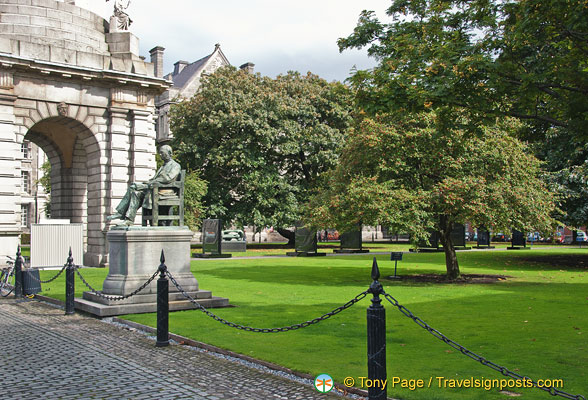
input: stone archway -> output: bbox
[0,0,170,265]
[25,116,102,263]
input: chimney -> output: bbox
[173,60,189,76]
[149,46,165,78]
[240,62,255,74]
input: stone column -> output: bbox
[0,70,21,259]
[130,109,156,185]
[107,105,133,219]
[86,116,109,267]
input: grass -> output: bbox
[191,240,578,257]
[223,241,414,257]
[37,248,588,399]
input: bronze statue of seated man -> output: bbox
[107,145,181,225]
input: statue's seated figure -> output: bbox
[107,145,181,226]
[142,170,185,226]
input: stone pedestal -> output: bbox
[75,226,229,316]
[103,226,197,295]
[221,240,246,252]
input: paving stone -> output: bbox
[0,299,348,399]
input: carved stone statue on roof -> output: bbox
[106,0,132,32]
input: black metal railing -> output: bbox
[4,245,585,400]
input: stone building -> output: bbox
[153,43,254,143]
[19,138,48,231]
[0,0,169,265]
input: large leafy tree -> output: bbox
[170,67,352,237]
[339,0,588,225]
[307,113,557,279]
[339,0,588,130]
[536,128,588,227]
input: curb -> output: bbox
[32,294,374,399]
[112,317,372,399]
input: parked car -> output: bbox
[491,232,510,242]
[576,231,587,243]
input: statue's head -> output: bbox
[159,145,172,161]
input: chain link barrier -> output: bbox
[166,270,368,333]
[26,264,68,284]
[382,291,586,400]
[75,267,159,301]
[21,251,579,400]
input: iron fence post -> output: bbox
[156,250,169,347]
[14,245,23,298]
[65,248,75,315]
[367,258,387,400]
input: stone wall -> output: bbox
[0,0,170,265]
[0,0,154,75]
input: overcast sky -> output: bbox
[73,0,391,82]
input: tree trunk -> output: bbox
[277,227,295,247]
[438,216,460,280]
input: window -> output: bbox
[21,204,29,228]
[21,140,31,159]
[21,171,30,194]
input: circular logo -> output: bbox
[314,373,334,393]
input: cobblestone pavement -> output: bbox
[0,299,344,399]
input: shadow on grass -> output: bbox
[458,251,588,272]
[367,250,588,273]
[195,264,375,287]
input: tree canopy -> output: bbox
[338,0,588,133]
[338,0,588,227]
[170,67,352,231]
[307,113,557,278]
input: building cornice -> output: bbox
[0,53,173,94]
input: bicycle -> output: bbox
[0,256,15,297]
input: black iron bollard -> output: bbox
[14,245,24,298]
[65,248,75,315]
[156,250,169,347]
[367,258,387,400]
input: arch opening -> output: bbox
[24,116,103,265]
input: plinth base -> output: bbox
[474,245,495,249]
[103,227,199,295]
[286,252,327,257]
[410,248,444,253]
[507,246,531,250]
[80,226,230,317]
[221,241,246,252]
[333,249,370,254]
[192,253,233,258]
[75,290,229,317]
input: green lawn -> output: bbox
[191,240,577,257]
[193,241,415,257]
[38,249,588,399]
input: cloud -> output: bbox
[74,0,390,81]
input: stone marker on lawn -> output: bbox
[508,229,530,250]
[334,224,369,254]
[287,222,326,257]
[194,219,232,258]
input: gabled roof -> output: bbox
[165,44,230,95]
